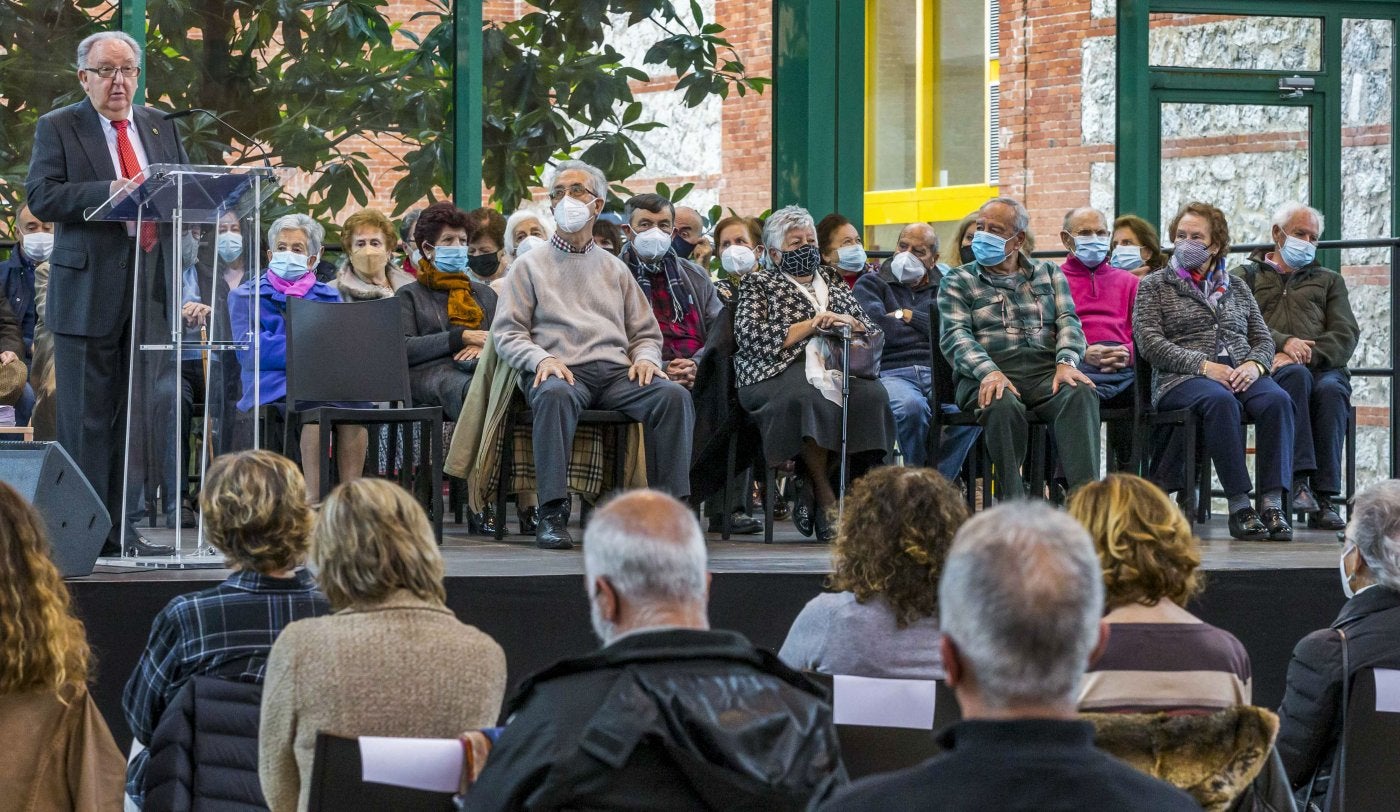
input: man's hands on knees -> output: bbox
[1084,343,1130,373]
[665,357,696,389]
[978,371,1020,408]
[629,360,668,387]
[1051,363,1096,395]
[535,357,574,386]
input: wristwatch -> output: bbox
[898,308,909,321]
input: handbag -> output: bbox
[817,327,884,380]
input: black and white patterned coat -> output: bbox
[732,265,876,387]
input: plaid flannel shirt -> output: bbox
[938,256,1087,382]
[122,569,330,746]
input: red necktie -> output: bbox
[112,119,158,253]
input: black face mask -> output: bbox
[959,244,976,265]
[468,252,501,278]
[672,232,696,260]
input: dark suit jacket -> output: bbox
[25,99,188,339]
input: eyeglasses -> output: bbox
[547,183,596,202]
[84,65,141,80]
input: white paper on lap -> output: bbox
[832,674,937,730]
[1374,668,1400,713]
[359,736,463,792]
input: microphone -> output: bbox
[164,108,272,167]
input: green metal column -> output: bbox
[1114,0,1151,226]
[120,0,146,104]
[453,0,483,207]
[772,0,864,224]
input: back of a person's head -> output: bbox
[201,450,313,574]
[939,502,1103,709]
[1350,480,1400,591]
[0,482,90,695]
[312,478,445,610]
[583,490,707,630]
[829,467,969,627]
[1066,474,1202,610]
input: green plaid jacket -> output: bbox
[938,256,1087,382]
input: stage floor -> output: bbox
[86,515,1344,581]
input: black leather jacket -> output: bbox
[464,628,846,811]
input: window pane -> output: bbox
[868,0,918,191]
[934,5,986,187]
[1149,14,1322,72]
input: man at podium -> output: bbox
[25,31,188,556]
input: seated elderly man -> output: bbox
[492,161,695,550]
[617,193,723,389]
[465,490,844,810]
[820,503,1197,811]
[1238,203,1359,530]
[940,197,1100,498]
[854,222,978,478]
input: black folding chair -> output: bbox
[806,671,962,780]
[1332,667,1400,811]
[284,297,444,538]
[1134,353,1207,525]
[306,733,458,812]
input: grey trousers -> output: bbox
[527,360,695,503]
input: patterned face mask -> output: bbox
[777,244,821,278]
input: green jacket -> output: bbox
[1236,257,1359,372]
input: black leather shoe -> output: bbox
[474,504,500,537]
[1292,482,1320,513]
[1261,507,1293,541]
[1309,495,1347,530]
[1228,507,1268,540]
[814,506,837,543]
[517,505,538,535]
[103,530,176,557]
[792,479,815,538]
[535,498,574,550]
[708,510,761,535]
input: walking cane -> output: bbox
[837,324,852,525]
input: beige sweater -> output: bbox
[257,592,507,812]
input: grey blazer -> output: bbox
[25,99,188,338]
[1132,267,1275,406]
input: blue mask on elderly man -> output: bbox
[1281,235,1317,270]
[1073,236,1110,268]
[970,230,1011,267]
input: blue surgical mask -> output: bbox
[970,230,1010,266]
[836,244,867,272]
[1111,244,1144,270]
[1281,235,1317,270]
[432,245,469,273]
[1073,235,1110,268]
[268,251,311,280]
[216,232,244,263]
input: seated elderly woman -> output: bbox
[258,478,507,812]
[397,202,498,420]
[1111,214,1169,278]
[0,481,124,811]
[817,212,868,287]
[466,206,508,283]
[1068,474,1251,713]
[330,208,415,301]
[1277,480,1400,808]
[713,214,763,304]
[779,466,967,678]
[227,214,368,501]
[500,206,555,281]
[733,205,895,542]
[1134,201,1295,541]
[121,450,330,806]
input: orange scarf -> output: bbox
[416,258,484,328]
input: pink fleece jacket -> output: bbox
[1060,255,1140,359]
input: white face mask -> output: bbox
[1340,543,1357,599]
[835,244,867,272]
[514,235,546,258]
[553,195,595,234]
[891,250,927,285]
[721,244,757,275]
[21,231,54,263]
[631,227,672,261]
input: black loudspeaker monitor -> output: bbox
[0,442,111,577]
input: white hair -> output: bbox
[77,32,143,70]
[546,160,609,202]
[939,503,1104,709]
[762,204,817,260]
[583,490,707,643]
[982,196,1031,234]
[1271,202,1325,235]
[1350,481,1400,591]
[266,214,324,257]
[503,206,556,256]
